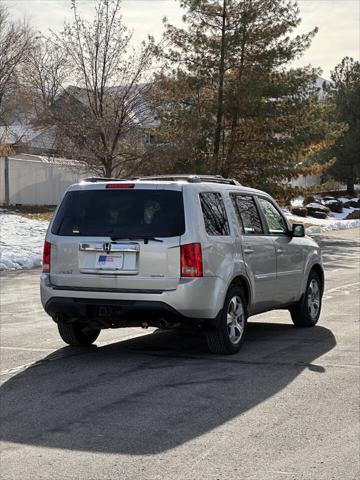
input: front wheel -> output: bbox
[290,271,322,327]
[206,286,247,355]
[57,322,100,346]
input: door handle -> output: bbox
[244,248,254,254]
[276,248,284,254]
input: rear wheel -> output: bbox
[57,322,100,346]
[206,286,247,355]
[290,271,322,327]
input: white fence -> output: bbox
[0,155,325,206]
[0,156,90,206]
[289,174,322,188]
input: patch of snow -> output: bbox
[290,196,304,207]
[291,195,359,207]
[306,220,360,234]
[320,204,358,221]
[285,211,360,234]
[337,196,359,203]
[290,194,359,222]
[329,209,354,220]
[305,202,329,211]
[0,211,48,271]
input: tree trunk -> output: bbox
[213,0,227,174]
[346,180,355,195]
[104,159,113,178]
[225,7,249,175]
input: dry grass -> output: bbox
[2,205,55,221]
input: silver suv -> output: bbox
[40,175,324,354]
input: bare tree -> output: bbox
[0,1,33,120]
[22,36,69,114]
[52,0,156,177]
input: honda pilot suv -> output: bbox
[41,175,324,354]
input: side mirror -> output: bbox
[292,223,305,238]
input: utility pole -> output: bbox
[4,156,10,206]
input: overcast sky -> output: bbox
[4,0,360,78]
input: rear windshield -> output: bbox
[52,189,185,237]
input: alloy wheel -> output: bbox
[227,296,245,344]
[307,278,320,320]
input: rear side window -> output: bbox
[231,194,263,234]
[52,189,185,237]
[199,192,230,236]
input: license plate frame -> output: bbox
[95,253,124,270]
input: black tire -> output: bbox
[57,322,100,346]
[290,271,322,327]
[206,285,248,355]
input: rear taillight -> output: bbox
[42,240,51,273]
[180,243,203,277]
[105,183,134,189]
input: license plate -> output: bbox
[96,253,124,270]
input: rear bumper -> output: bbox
[40,274,227,323]
[44,297,214,329]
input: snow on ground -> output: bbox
[290,196,304,207]
[285,212,360,234]
[288,196,360,233]
[285,207,360,229]
[0,205,359,271]
[290,196,359,218]
[0,211,48,271]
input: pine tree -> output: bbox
[145,71,215,174]
[151,0,341,198]
[327,57,360,194]
[223,67,341,198]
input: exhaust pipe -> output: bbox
[54,314,63,323]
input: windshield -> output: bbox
[52,189,185,237]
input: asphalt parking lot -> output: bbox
[0,229,359,480]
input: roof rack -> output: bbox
[132,174,241,186]
[81,174,241,186]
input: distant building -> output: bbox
[0,123,57,156]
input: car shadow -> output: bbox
[0,322,336,455]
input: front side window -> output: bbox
[258,197,288,235]
[199,192,230,236]
[231,195,263,235]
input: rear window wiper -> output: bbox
[110,235,163,244]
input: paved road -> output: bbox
[0,229,359,480]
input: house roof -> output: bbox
[59,85,160,128]
[0,123,57,150]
